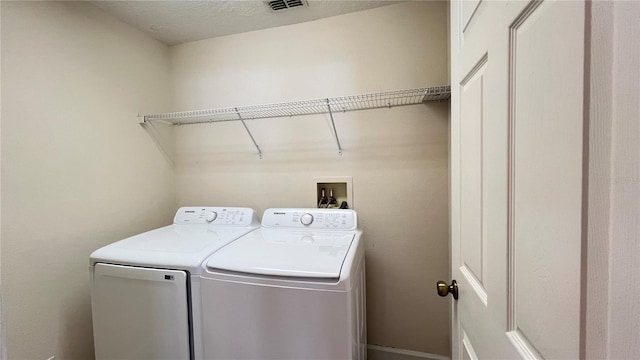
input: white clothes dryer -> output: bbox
[89,207,259,360]
[200,208,366,360]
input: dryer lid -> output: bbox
[205,228,356,279]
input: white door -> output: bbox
[448,1,585,358]
[91,264,191,360]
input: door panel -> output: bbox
[461,330,479,360]
[459,54,489,303]
[91,264,191,360]
[450,1,585,358]
[507,1,584,358]
[461,0,482,34]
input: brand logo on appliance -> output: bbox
[272,212,286,215]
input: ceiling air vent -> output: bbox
[266,0,307,12]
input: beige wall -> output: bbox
[0,2,3,358]
[171,1,450,356]
[1,2,175,359]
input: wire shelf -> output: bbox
[141,85,450,158]
[143,86,450,125]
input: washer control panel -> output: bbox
[173,207,257,226]
[262,208,357,230]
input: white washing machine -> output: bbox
[200,208,366,360]
[89,206,260,360]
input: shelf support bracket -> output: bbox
[235,108,263,159]
[326,99,343,156]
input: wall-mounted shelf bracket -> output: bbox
[326,99,343,156]
[235,107,263,159]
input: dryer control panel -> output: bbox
[262,208,357,230]
[173,207,258,226]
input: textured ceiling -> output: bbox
[91,1,402,46]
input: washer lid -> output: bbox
[205,228,356,279]
[90,225,257,273]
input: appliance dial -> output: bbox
[300,213,314,225]
[205,211,218,222]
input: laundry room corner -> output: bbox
[1,2,176,359]
[171,1,451,357]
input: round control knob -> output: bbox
[205,211,218,222]
[300,213,314,226]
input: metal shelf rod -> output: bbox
[236,107,263,159]
[326,99,343,156]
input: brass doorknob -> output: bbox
[436,280,458,300]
